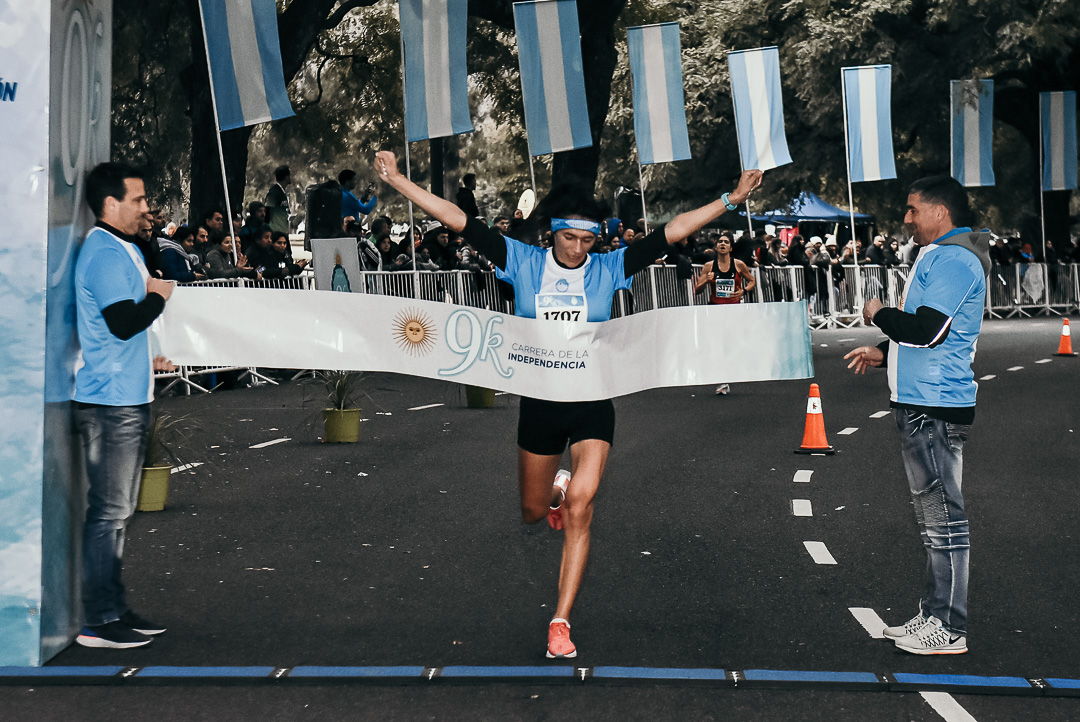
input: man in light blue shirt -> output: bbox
[74,163,176,649]
[845,176,990,656]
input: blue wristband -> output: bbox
[721,193,738,212]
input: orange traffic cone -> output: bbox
[1055,318,1077,357]
[795,383,836,455]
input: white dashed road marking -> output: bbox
[408,403,444,411]
[837,427,858,435]
[792,499,813,517]
[869,411,890,418]
[249,438,291,449]
[1007,366,1024,372]
[171,462,204,474]
[979,374,996,380]
[803,541,837,565]
[920,692,978,722]
[1036,358,1052,364]
[848,607,887,638]
[793,470,814,483]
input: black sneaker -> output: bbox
[120,610,167,635]
[76,621,153,649]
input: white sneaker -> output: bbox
[715,384,731,395]
[894,615,967,655]
[883,611,928,639]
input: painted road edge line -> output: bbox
[249,438,291,449]
[869,411,890,419]
[919,691,978,722]
[848,608,887,639]
[803,541,837,565]
[793,470,813,483]
[792,499,813,517]
[408,403,444,411]
[837,427,858,435]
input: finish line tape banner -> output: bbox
[153,290,813,402]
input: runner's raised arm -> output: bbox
[374,150,467,233]
[664,169,763,244]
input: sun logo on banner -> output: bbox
[392,308,437,356]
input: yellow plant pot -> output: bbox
[465,385,496,409]
[323,408,363,443]
[137,465,172,512]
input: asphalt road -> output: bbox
[4,317,1079,721]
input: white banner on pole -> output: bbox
[842,65,896,183]
[154,290,814,402]
[728,46,792,171]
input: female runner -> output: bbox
[375,150,761,658]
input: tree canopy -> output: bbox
[111,0,1079,244]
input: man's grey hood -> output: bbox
[935,229,992,276]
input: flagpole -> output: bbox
[840,68,865,323]
[196,0,237,266]
[637,159,650,234]
[728,80,755,240]
[398,25,419,299]
[1039,99,1047,263]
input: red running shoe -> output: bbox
[546,618,577,658]
[547,469,571,530]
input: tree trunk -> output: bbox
[188,0,253,223]
[550,0,626,191]
[430,137,444,199]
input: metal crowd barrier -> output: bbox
[161,263,1080,392]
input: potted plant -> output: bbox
[464,385,496,408]
[319,370,364,443]
[138,411,189,512]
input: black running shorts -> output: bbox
[517,397,616,456]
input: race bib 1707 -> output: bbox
[536,293,588,321]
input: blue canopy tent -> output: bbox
[749,192,874,224]
[741,192,877,245]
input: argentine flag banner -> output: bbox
[727,47,792,171]
[951,80,995,187]
[513,0,592,156]
[626,23,691,165]
[198,0,295,131]
[842,65,896,183]
[1041,91,1078,192]
[400,0,473,142]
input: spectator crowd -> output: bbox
[131,165,1080,293]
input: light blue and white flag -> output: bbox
[513,0,592,156]
[626,23,691,165]
[198,0,295,131]
[727,47,791,171]
[1041,91,1078,191]
[950,79,995,187]
[842,65,896,183]
[400,0,473,142]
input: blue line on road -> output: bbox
[137,666,277,678]
[289,666,426,678]
[440,666,576,678]
[743,669,880,684]
[591,667,727,680]
[0,666,124,677]
[893,673,1032,688]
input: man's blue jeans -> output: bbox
[894,408,971,636]
[75,403,151,627]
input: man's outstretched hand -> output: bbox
[844,346,884,375]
